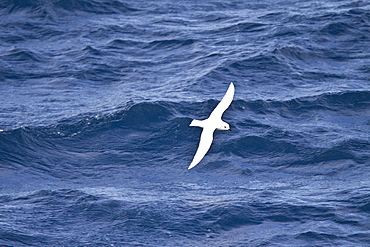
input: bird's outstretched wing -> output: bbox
[188,128,215,169]
[209,82,234,119]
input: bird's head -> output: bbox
[217,121,230,131]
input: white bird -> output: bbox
[188,82,235,169]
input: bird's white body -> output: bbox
[188,82,235,169]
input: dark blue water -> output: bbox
[1,0,370,246]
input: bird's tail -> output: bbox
[189,119,204,127]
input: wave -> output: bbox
[3,47,45,63]
[2,0,138,16]
[0,90,368,179]
[1,185,369,246]
[2,89,367,132]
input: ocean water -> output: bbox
[0,0,370,246]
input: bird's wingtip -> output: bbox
[188,162,197,170]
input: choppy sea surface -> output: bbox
[1,0,370,246]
